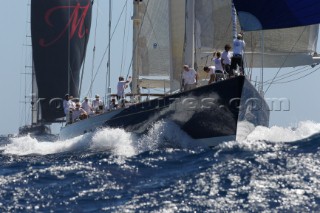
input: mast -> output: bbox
[105,0,112,106]
[259,30,264,96]
[28,0,38,126]
[31,61,39,125]
[67,0,71,95]
[184,0,195,67]
[132,0,142,97]
[169,0,186,92]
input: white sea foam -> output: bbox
[0,128,136,157]
[245,120,320,143]
[2,120,319,156]
[218,120,320,153]
[90,128,136,157]
[0,133,92,156]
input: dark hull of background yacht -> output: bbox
[60,76,269,147]
[18,124,51,136]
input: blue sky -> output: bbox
[1,0,320,135]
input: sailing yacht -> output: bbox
[30,0,274,147]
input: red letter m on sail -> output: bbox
[40,1,90,47]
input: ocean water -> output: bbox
[1,120,320,212]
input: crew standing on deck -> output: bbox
[221,44,232,78]
[63,94,75,121]
[231,33,245,75]
[117,76,129,100]
[182,65,198,91]
[213,51,225,81]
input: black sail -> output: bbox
[31,0,92,122]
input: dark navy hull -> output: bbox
[60,76,269,147]
[19,124,51,136]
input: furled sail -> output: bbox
[31,0,92,122]
[194,0,318,69]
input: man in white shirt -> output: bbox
[231,33,246,75]
[182,65,198,91]
[63,94,71,115]
[72,102,87,122]
[92,94,104,113]
[63,94,75,123]
[81,97,93,115]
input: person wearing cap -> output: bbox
[81,96,93,115]
[72,102,87,122]
[182,65,198,91]
[92,94,104,114]
[231,33,246,75]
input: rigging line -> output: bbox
[67,0,83,97]
[79,58,86,96]
[88,0,99,98]
[120,2,128,76]
[20,0,31,126]
[269,66,320,84]
[125,0,151,80]
[263,65,309,82]
[263,65,310,85]
[68,0,71,95]
[122,9,131,78]
[200,19,233,66]
[79,27,91,97]
[264,26,308,94]
[105,0,113,103]
[143,2,170,76]
[216,17,233,51]
[265,66,317,85]
[245,32,258,79]
[86,1,129,96]
[80,1,95,98]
